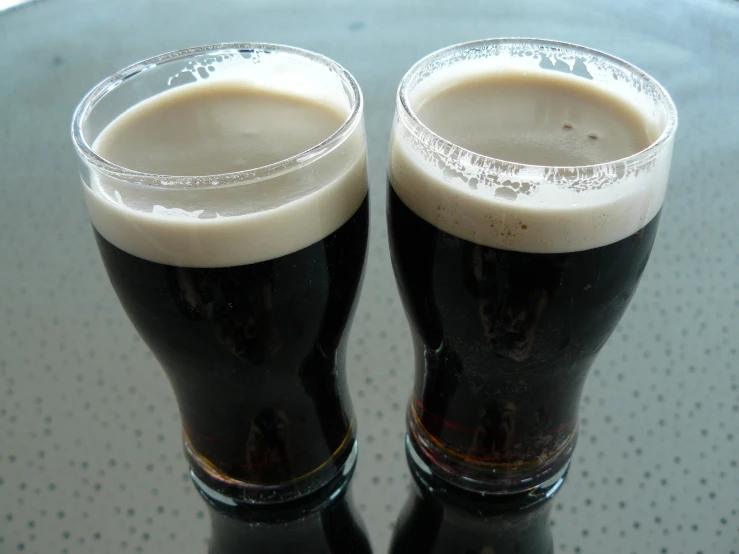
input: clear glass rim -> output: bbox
[397,38,678,171]
[71,43,364,190]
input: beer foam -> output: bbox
[82,49,367,267]
[390,42,676,253]
[85,153,367,267]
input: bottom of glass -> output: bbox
[396,439,557,554]
[186,432,358,506]
[407,409,575,500]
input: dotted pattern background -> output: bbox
[0,0,737,553]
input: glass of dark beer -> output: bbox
[388,39,677,496]
[72,44,369,505]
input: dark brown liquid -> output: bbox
[388,185,659,469]
[95,197,368,484]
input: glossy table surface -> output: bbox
[0,0,737,552]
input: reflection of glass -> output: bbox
[390,442,557,554]
[72,44,369,505]
[387,39,677,495]
[204,464,371,554]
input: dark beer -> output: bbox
[389,186,658,469]
[388,41,676,491]
[80,58,369,492]
[202,446,372,554]
[95,196,367,484]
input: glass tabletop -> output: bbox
[0,0,736,552]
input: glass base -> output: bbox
[407,410,574,500]
[392,440,557,554]
[187,434,358,506]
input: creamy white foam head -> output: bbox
[389,41,677,253]
[81,48,367,267]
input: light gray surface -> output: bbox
[1,0,738,552]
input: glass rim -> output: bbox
[396,37,678,172]
[71,42,364,190]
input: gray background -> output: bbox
[0,0,737,552]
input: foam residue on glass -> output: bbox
[390,40,677,253]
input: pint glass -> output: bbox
[387,39,677,494]
[72,44,369,504]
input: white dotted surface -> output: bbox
[0,0,737,553]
